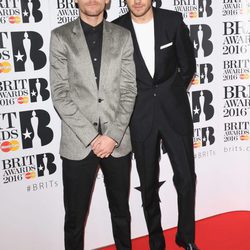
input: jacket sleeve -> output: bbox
[50,30,98,147]
[175,13,196,89]
[104,31,137,145]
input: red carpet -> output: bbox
[100,211,250,250]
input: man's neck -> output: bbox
[131,7,153,24]
[80,13,104,27]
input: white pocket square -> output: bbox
[160,42,173,50]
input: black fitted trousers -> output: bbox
[62,151,132,250]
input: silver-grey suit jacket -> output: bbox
[50,18,137,160]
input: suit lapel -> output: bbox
[125,15,153,81]
[99,21,112,91]
[124,8,167,82]
[72,18,97,91]
[153,7,162,81]
[153,8,174,81]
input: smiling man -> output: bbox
[50,0,137,249]
[114,0,198,250]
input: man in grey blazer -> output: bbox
[50,0,137,249]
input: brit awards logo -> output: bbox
[192,89,216,156]
[223,21,250,56]
[0,31,47,74]
[0,79,28,106]
[20,110,53,149]
[56,0,79,25]
[192,63,214,85]
[190,24,213,58]
[2,152,57,184]
[223,58,250,81]
[193,126,215,148]
[191,90,215,123]
[0,78,50,106]
[222,0,250,16]
[0,0,43,24]
[173,0,213,19]
[223,85,250,118]
[29,78,50,103]
[224,121,250,142]
[0,110,53,153]
[0,112,19,153]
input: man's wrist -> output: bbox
[90,134,100,146]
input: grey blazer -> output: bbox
[50,18,137,160]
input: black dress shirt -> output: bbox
[80,19,103,88]
[80,19,103,134]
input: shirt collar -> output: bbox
[80,18,103,34]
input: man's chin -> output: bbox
[131,10,146,17]
[85,10,103,17]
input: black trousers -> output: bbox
[132,121,196,250]
[62,152,132,250]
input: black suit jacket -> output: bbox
[113,8,196,142]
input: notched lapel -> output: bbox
[72,18,97,91]
[153,8,173,80]
[153,8,162,80]
[127,17,153,81]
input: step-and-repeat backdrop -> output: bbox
[1,1,250,249]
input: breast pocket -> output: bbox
[160,42,173,50]
[159,41,175,58]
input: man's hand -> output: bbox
[91,135,117,158]
[90,135,102,148]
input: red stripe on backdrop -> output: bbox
[99,211,250,250]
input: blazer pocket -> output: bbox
[160,42,173,50]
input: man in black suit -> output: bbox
[113,1,199,249]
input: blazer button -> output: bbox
[153,93,157,97]
[98,98,103,103]
[93,122,98,126]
